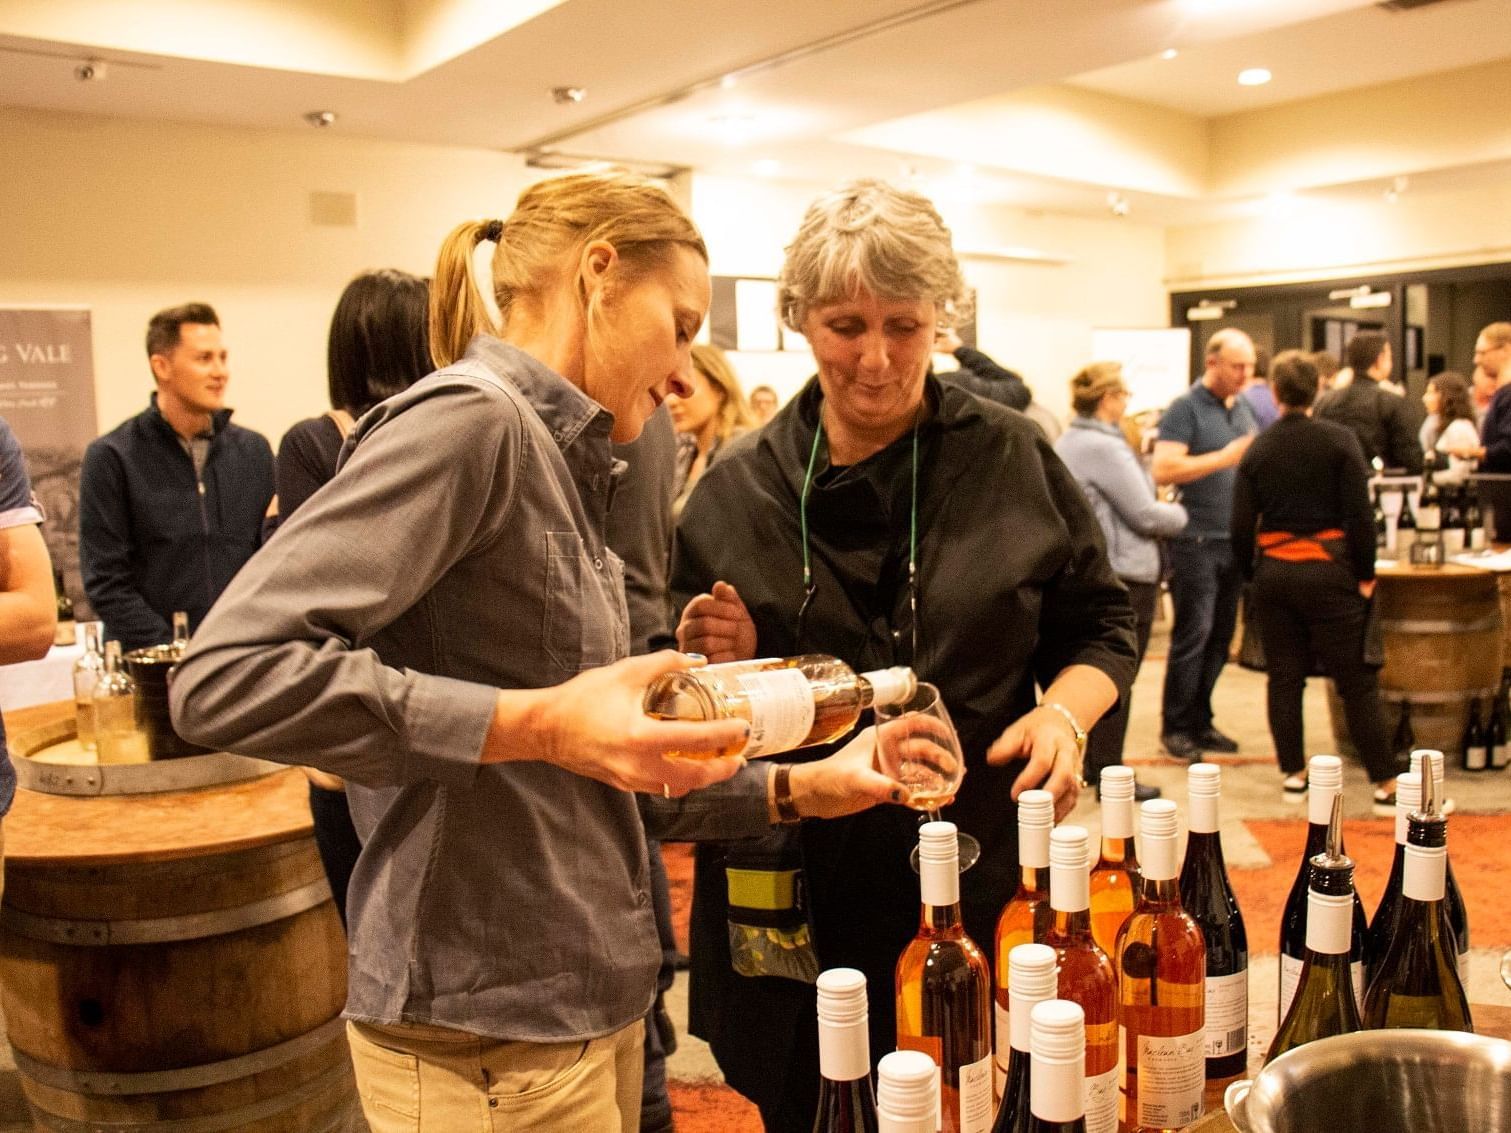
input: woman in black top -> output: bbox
[271,268,430,925]
[1232,350,1398,810]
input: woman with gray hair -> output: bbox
[672,180,1137,1131]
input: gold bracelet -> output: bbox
[773,764,801,825]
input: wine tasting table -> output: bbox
[1187,1004,1511,1131]
[0,700,356,1132]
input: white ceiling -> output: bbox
[2,0,1508,224]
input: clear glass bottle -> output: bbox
[71,621,105,751]
[1039,827,1117,1133]
[896,822,993,1133]
[94,640,149,764]
[1178,765,1248,1082]
[814,967,880,1133]
[1403,751,1470,985]
[642,654,915,759]
[1115,800,1206,1133]
[991,943,1057,1133]
[1277,756,1366,1021]
[1025,1000,1088,1133]
[1362,770,1473,1033]
[994,788,1054,1084]
[1461,700,1489,772]
[1090,767,1140,959]
[1268,795,1362,1063]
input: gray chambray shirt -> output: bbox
[171,336,768,1042]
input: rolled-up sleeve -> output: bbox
[170,382,518,789]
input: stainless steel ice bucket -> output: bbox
[1224,1030,1511,1132]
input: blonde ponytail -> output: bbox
[429,219,502,368]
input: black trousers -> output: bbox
[1252,558,1396,782]
[1086,579,1159,780]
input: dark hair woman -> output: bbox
[1232,349,1398,811]
[265,269,432,929]
[1420,370,1478,484]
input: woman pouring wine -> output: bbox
[671,179,1137,1131]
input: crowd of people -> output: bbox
[0,165,1501,1132]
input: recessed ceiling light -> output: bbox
[753,158,781,176]
[1237,67,1272,87]
[303,110,337,128]
[720,74,738,90]
[1160,48,1179,60]
[551,86,586,105]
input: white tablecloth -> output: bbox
[0,640,84,711]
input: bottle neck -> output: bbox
[1049,862,1090,917]
[1402,843,1447,904]
[1305,889,1354,957]
[920,900,963,935]
[1140,832,1179,887]
[1138,876,1183,906]
[1097,833,1136,867]
[817,1015,871,1084]
[1100,797,1134,841]
[1183,829,1225,868]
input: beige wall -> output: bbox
[0,107,538,444]
[1,108,1170,446]
[692,174,1171,424]
[1166,174,1511,291]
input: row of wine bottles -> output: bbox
[816,747,1479,1133]
[1276,750,1473,1049]
[1372,466,1486,556]
[1459,677,1511,771]
[827,977,1093,1133]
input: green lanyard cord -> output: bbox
[798,405,922,659]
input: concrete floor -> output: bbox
[664,613,1511,1088]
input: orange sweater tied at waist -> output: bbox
[1257,528,1346,563]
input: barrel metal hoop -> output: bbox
[1378,687,1500,705]
[12,751,286,797]
[11,1016,347,1095]
[1376,612,1502,635]
[26,1059,352,1133]
[0,878,332,945]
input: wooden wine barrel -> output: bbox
[0,702,356,1132]
[1375,563,1504,756]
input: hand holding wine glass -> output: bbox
[875,681,979,870]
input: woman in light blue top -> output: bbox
[1056,361,1188,793]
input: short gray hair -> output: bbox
[777,180,971,332]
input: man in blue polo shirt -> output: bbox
[1153,328,1258,760]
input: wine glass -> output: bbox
[874,681,980,872]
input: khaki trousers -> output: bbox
[347,1017,645,1133]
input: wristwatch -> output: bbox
[1041,701,1088,758]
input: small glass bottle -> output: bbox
[642,654,916,759]
[169,610,190,657]
[94,640,149,764]
[71,621,106,751]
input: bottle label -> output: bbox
[1403,848,1446,902]
[1203,969,1248,1058]
[993,998,1011,1096]
[1134,1030,1205,1129]
[957,1054,993,1133]
[1305,892,1353,956]
[1494,742,1509,770]
[1466,743,1489,771]
[735,669,815,757]
[1084,1065,1118,1133]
